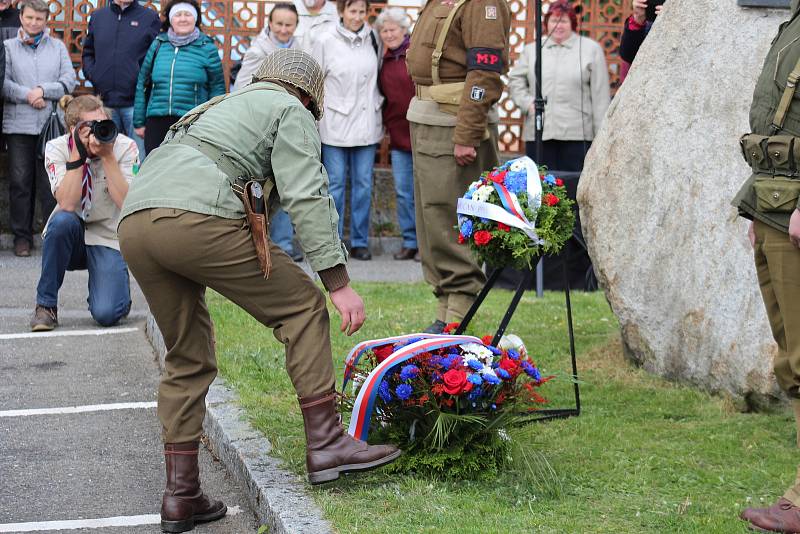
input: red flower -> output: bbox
[555,178,564,186]
[442,369,469,395]
[431,383,445,396]
[543,193,560,206]
[373,344,394,362]
[474,230,492,246]
[481,335,494,346]
[495,391,506,405]
[458,233,466,244]
[497,222,511,232]
[499,357,520,377]
[443,322,460,334]
[488,170,507,184]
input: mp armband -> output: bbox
[65,159,85,171]
[466,48,504,73]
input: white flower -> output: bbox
[482,367,498,379]
[472,185,494,202]
[460,343,494,363]
[468,179,483,190]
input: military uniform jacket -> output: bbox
[733,5,800,232]
[120,82,346,273]
[405,0,511,146]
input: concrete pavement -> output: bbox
[0,241,423,533]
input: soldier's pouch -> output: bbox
[428,82,464,115]
[753,174,800,213]
[740,134,769,169]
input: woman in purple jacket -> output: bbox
[376,8,418,261]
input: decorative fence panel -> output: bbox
[46,0,625,159]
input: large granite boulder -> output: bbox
[577,0,789,408]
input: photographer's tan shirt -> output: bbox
[508,34,610,142]
[43,133,139,250]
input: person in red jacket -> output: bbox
[376,7,419,261]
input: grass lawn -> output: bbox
[209,283,796,533]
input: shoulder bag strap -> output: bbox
[431,0,469,86]
[772,54,800,133]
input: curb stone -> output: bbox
[145,313,334,534]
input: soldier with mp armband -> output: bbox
[405,0,511,334]
[117,50,399,534]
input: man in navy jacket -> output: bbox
[82,0,160,156]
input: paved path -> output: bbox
[0,250,257,533]
[0,245,422,533]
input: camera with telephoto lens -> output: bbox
[84,119,118,144]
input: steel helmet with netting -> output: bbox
[252,49,325,120]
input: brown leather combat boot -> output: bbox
[161,442,227,533]
[741,498,800,533]
[299,390,401,485]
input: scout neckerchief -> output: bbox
[67,134,93,220]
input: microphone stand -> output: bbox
[533,0,546,298]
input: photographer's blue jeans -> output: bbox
[321,144,377,248]
[36,211,132,326]
[110,107,145,162]
[269,208,294,255]
[390,149,417,249]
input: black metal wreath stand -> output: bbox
[453,259,581,422]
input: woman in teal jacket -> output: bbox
[133,0,224,155]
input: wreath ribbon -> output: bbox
[346,334,481,441]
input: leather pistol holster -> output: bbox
[239,180,271,278]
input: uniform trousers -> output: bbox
[410,122,496,322]
[118,208,335,443]
[753,220,800,505]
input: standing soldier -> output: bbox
[406,0,511,333]
[735,5,800,533]
[118,50,399,533]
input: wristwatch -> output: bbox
[66,159,84,170]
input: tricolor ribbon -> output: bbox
[457,156,544,244]
[346,334,481,441]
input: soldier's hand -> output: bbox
[789,209,800,248]
[330,285,365,336]
[748,221,756,249]
[454,144,477,166]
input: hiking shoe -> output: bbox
[30,305,58,332]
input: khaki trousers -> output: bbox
[119,208,335,443]
[410,123,496,322]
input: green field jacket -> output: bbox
[733,5,800,232]
[120,82,347,273]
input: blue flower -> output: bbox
[466,359,483,371]
[440,355,457,368]
[460,219,474,238]
[487,345,502,355]
[521,361,542,380]
[496,368,511,380]
[468,386,483,401]
[400,364,420,381]
[395,384,413,400]
[378,380,392,402]
[467,373,483,385]
[464,189,474,200]
[480,217,490,224]
[507,349,520,361]
[505,171,527,194]
[544,173,557,186]
[491,403,497,410]
[483,373,501,385]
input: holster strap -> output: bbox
[772,55,800,133]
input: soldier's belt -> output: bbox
[741,133,800,213]
[740,133,800,176]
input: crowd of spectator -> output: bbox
[1,0,640,328]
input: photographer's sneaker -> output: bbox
[30,305,58,332]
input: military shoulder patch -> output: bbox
[485,5,497,19]
[470,86,485,102]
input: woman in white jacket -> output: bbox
[311,0,382,261]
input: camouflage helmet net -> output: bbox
[252,49,325,120]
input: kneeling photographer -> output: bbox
[30,95,139,331]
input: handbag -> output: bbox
[36,100,65,160]
[35,81,70,160]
